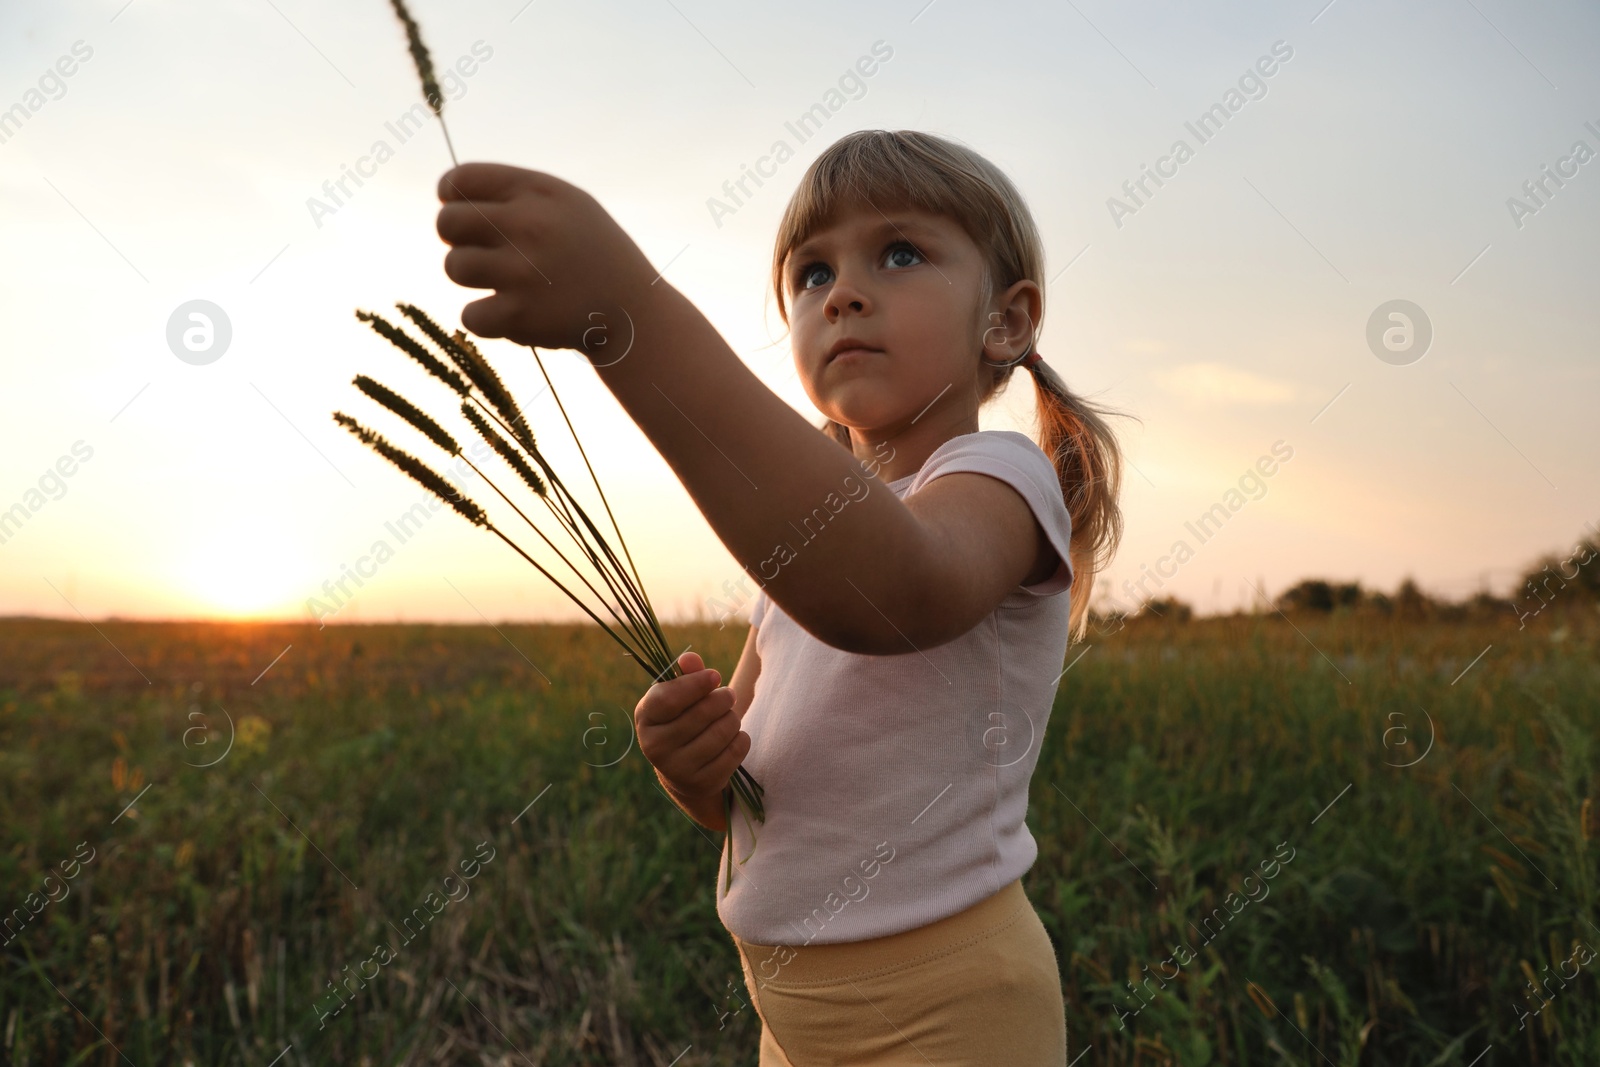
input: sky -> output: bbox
[1,0,1596,627]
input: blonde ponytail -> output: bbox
[1024,359,1126,643]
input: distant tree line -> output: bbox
[1092,521,1599,626]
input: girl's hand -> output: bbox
[635,650,751,802]
[435,163,658,355]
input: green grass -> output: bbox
[0,606,1595,1065]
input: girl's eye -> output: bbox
[796,242,923,292]
[884,243,922,269]
[800,263,832,290]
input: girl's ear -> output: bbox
[981,279,1042,363]
[981,310,1008,352]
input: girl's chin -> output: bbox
[821,407,915,433]
[813,381,936,431]
[819,396,890,424]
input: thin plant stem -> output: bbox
[470,425,659,659]
[394,297,659,653]
[470,398,659,657]
[456,385,614,601]
[525,346,659,635]
[472,412,762,825]
[461,454,656,656]
[521,453,657,650]
[541,466,664,657]
[531,491,658,657]
[468,396,663,655]
[484,523,659,675]
[438,116,459,168]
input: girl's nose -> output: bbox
[824,280,869,320]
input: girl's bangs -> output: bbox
[771,132,1009,321]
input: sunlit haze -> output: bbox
[2,0,1596,626]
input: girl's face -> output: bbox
[783,198,994,445]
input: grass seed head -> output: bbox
[462,401,547,498]
[389,0,444,113]
[394,302,536,452]
[353,374,459,455]
[356,309,469,396]
[333,411,487,526]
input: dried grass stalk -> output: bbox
[333,412,484,526]
[397,303,534,453]
[357,310,469,396]
[354,375,459,455]
[388,0,457,165]
[461,401,546,498]
[337,309,768,890]
[351,0,763,888]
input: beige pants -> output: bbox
[730,879,1068,1066]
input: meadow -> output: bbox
[0,602,1595,1066]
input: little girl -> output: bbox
[435,129,1124,1065]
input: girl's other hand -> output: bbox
[435,162,658,354]
[635,650,751,802]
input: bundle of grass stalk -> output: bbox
[334,305,765,894]
[353,0,764,894]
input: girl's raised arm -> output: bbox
[591,281,1051,654]
[436,163,1049,654]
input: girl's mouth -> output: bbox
[828,347,882,366]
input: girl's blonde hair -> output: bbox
[769,129,1127,642]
